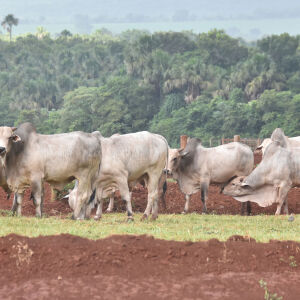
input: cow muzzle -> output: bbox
[0,147,6,156]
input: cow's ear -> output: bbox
[180,151,189,158]
[10,134,21,142]
[241,182,252,190]
[256,145,262,150]
[11,127,17,132]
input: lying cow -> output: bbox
[223,140,300,215]
[0,123,102,219]
[169,138,254,215]
[88,131,168,221]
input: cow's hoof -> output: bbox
[140,214,148,221]
[181,211,187,215]
[106,209,113,213]
[151,215,158,221]
[94,215,101,221]
[127,217,134,223]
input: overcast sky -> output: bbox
[1,0,300,39]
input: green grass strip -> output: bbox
[0,211,299,242]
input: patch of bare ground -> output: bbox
[0,234,299,299]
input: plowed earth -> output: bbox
[0,234,299,299]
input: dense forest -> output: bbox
[0,28,300,147]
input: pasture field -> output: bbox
[0,212,299,242]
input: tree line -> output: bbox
[0,27,300,147]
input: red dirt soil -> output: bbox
[0,234,299,299]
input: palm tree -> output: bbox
[1,14,19,42]
[36,26,50,40]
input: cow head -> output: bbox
[223,176,253,196]
[166,148,181,175]
[169,148,192,180]
[0,127,21,158]
[169,138,200,180]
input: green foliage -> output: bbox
[60,76,158,136]
[0,30,299,143]
[196,29,248,68]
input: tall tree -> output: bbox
[1,14,19,42]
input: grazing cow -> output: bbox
[169,138,254,214]
[256,134,300,155]
[223,141,300,215]
[0,123,102,219]
[90,131,168,221]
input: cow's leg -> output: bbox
[83,202,94,220]
[200,182,209,214]
[31,180,44,218]
[182,194,191,214]
[6,191,11,201]
[94,190,103,221]
[241,201,251,216]
[83,189,97,219]
[11,194,17,215]
[106,194,114,212]
[283,199,289,215]
[118,181,133,221]
[158,175,167,210]
[275,185,290,215]
[246,201,251,216]
[73,178,93,220]
[142,174,160,221]
[14,193,24,217]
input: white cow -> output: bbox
[224,128,300,215]
[0,123,102,219]
[90,131,168,221]
[169,138,254,215]
[257,135,300,155]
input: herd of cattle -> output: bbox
[0,123,299,220]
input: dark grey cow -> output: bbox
[0,123,102,219]
[169,138,254,214]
